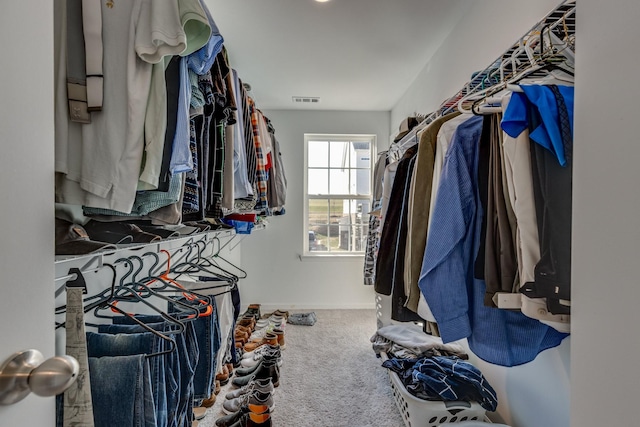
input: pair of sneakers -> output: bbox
[224,377,275,402]
[222,387,275,415]
[216,406,272,427]
[240,345,282,369]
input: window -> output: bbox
[304,134,375,255]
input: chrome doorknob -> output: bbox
[0,350,79,405]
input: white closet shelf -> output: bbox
[54,229,235,282]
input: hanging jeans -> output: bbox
[87,330,168,427]
[110,316,199,427]
[98,322,179,427]
[170,299,221,400]
[89,355,157,427]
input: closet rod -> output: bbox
[54,229,235,281]
[445,0,575,114]
[390,0,575,146]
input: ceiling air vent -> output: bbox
[292,96,320,104]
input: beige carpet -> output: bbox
[199,309,405,427]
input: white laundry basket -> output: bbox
[381,352,488,427]
[375,292,393,328]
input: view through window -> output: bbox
[304,134,374,254]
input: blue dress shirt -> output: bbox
[418,115,567,366]
[171,1,225,175]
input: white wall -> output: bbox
[0,1,55,424]
[390,0,561,132]
[238,110,389,310]
[388,2,573,426]
[571,1,640,426]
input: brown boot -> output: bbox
[247,412,272,426]
[201,392,216,408]
[238,316,256,330]
[244,333,278,352]
[236,325,253,334]
[272,328,286,350]
[215,365,230,385]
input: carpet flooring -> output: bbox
[198,309,405,427]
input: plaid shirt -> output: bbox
[248,97,268,211]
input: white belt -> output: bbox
[82,0,103,111]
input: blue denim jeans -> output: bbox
[169,299,221,400]
[100,322,180,427]
[198,277,240,364]
[88,354,157,427]
[87,330,168,427]
[112,315,199,427]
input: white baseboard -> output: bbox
[244,303,375,312]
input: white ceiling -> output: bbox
[205,0,467,111]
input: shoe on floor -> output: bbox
[232,360,280,388]
[215,405,269,427]
[240,348,282,369]
[244,333,278,352]
[226,378,274,400]
[201,392,217,408]
[242,344,279,360]
[229,412,272,427]
[193,406,207,420]
[223,389,274,415]
[216,365,230,385]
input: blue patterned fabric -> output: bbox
[382,356,498,411]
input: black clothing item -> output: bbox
[474,116,492,281]
[239,80,257,186]
[521,94,572,315]
[374,146,422,322]
[157,55,181,192]
[483,113,518,306]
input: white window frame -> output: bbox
[303,133,376,257]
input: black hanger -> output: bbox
[106,302,177,359]
[125,254,212,319]
[74,257,182,333]
[207,237,248,279]
[171,244,237,283]
[154,244,238,297]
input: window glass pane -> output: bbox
[308,168,328,194]
[355,199,371,222]
[350,141,371,168]
[329,169,349,195]
[308,199,328,226]
[329,199,346,224]
[352,225,368,252]
[330,141,348,168]
[308,141,328,167]
[308,227,328,252]
[350,170,371,195]
[335,225,351,251]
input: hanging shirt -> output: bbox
[418,115,567,367]
[404,113,460,312]
[501,85,574,166]
[249,98,269,211]
[169,0,212,174]
[231,69,253,199]
[416,114,471,322]
[500,94,570,332]
[55,0,190,213]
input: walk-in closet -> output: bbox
[0,1,637,427]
